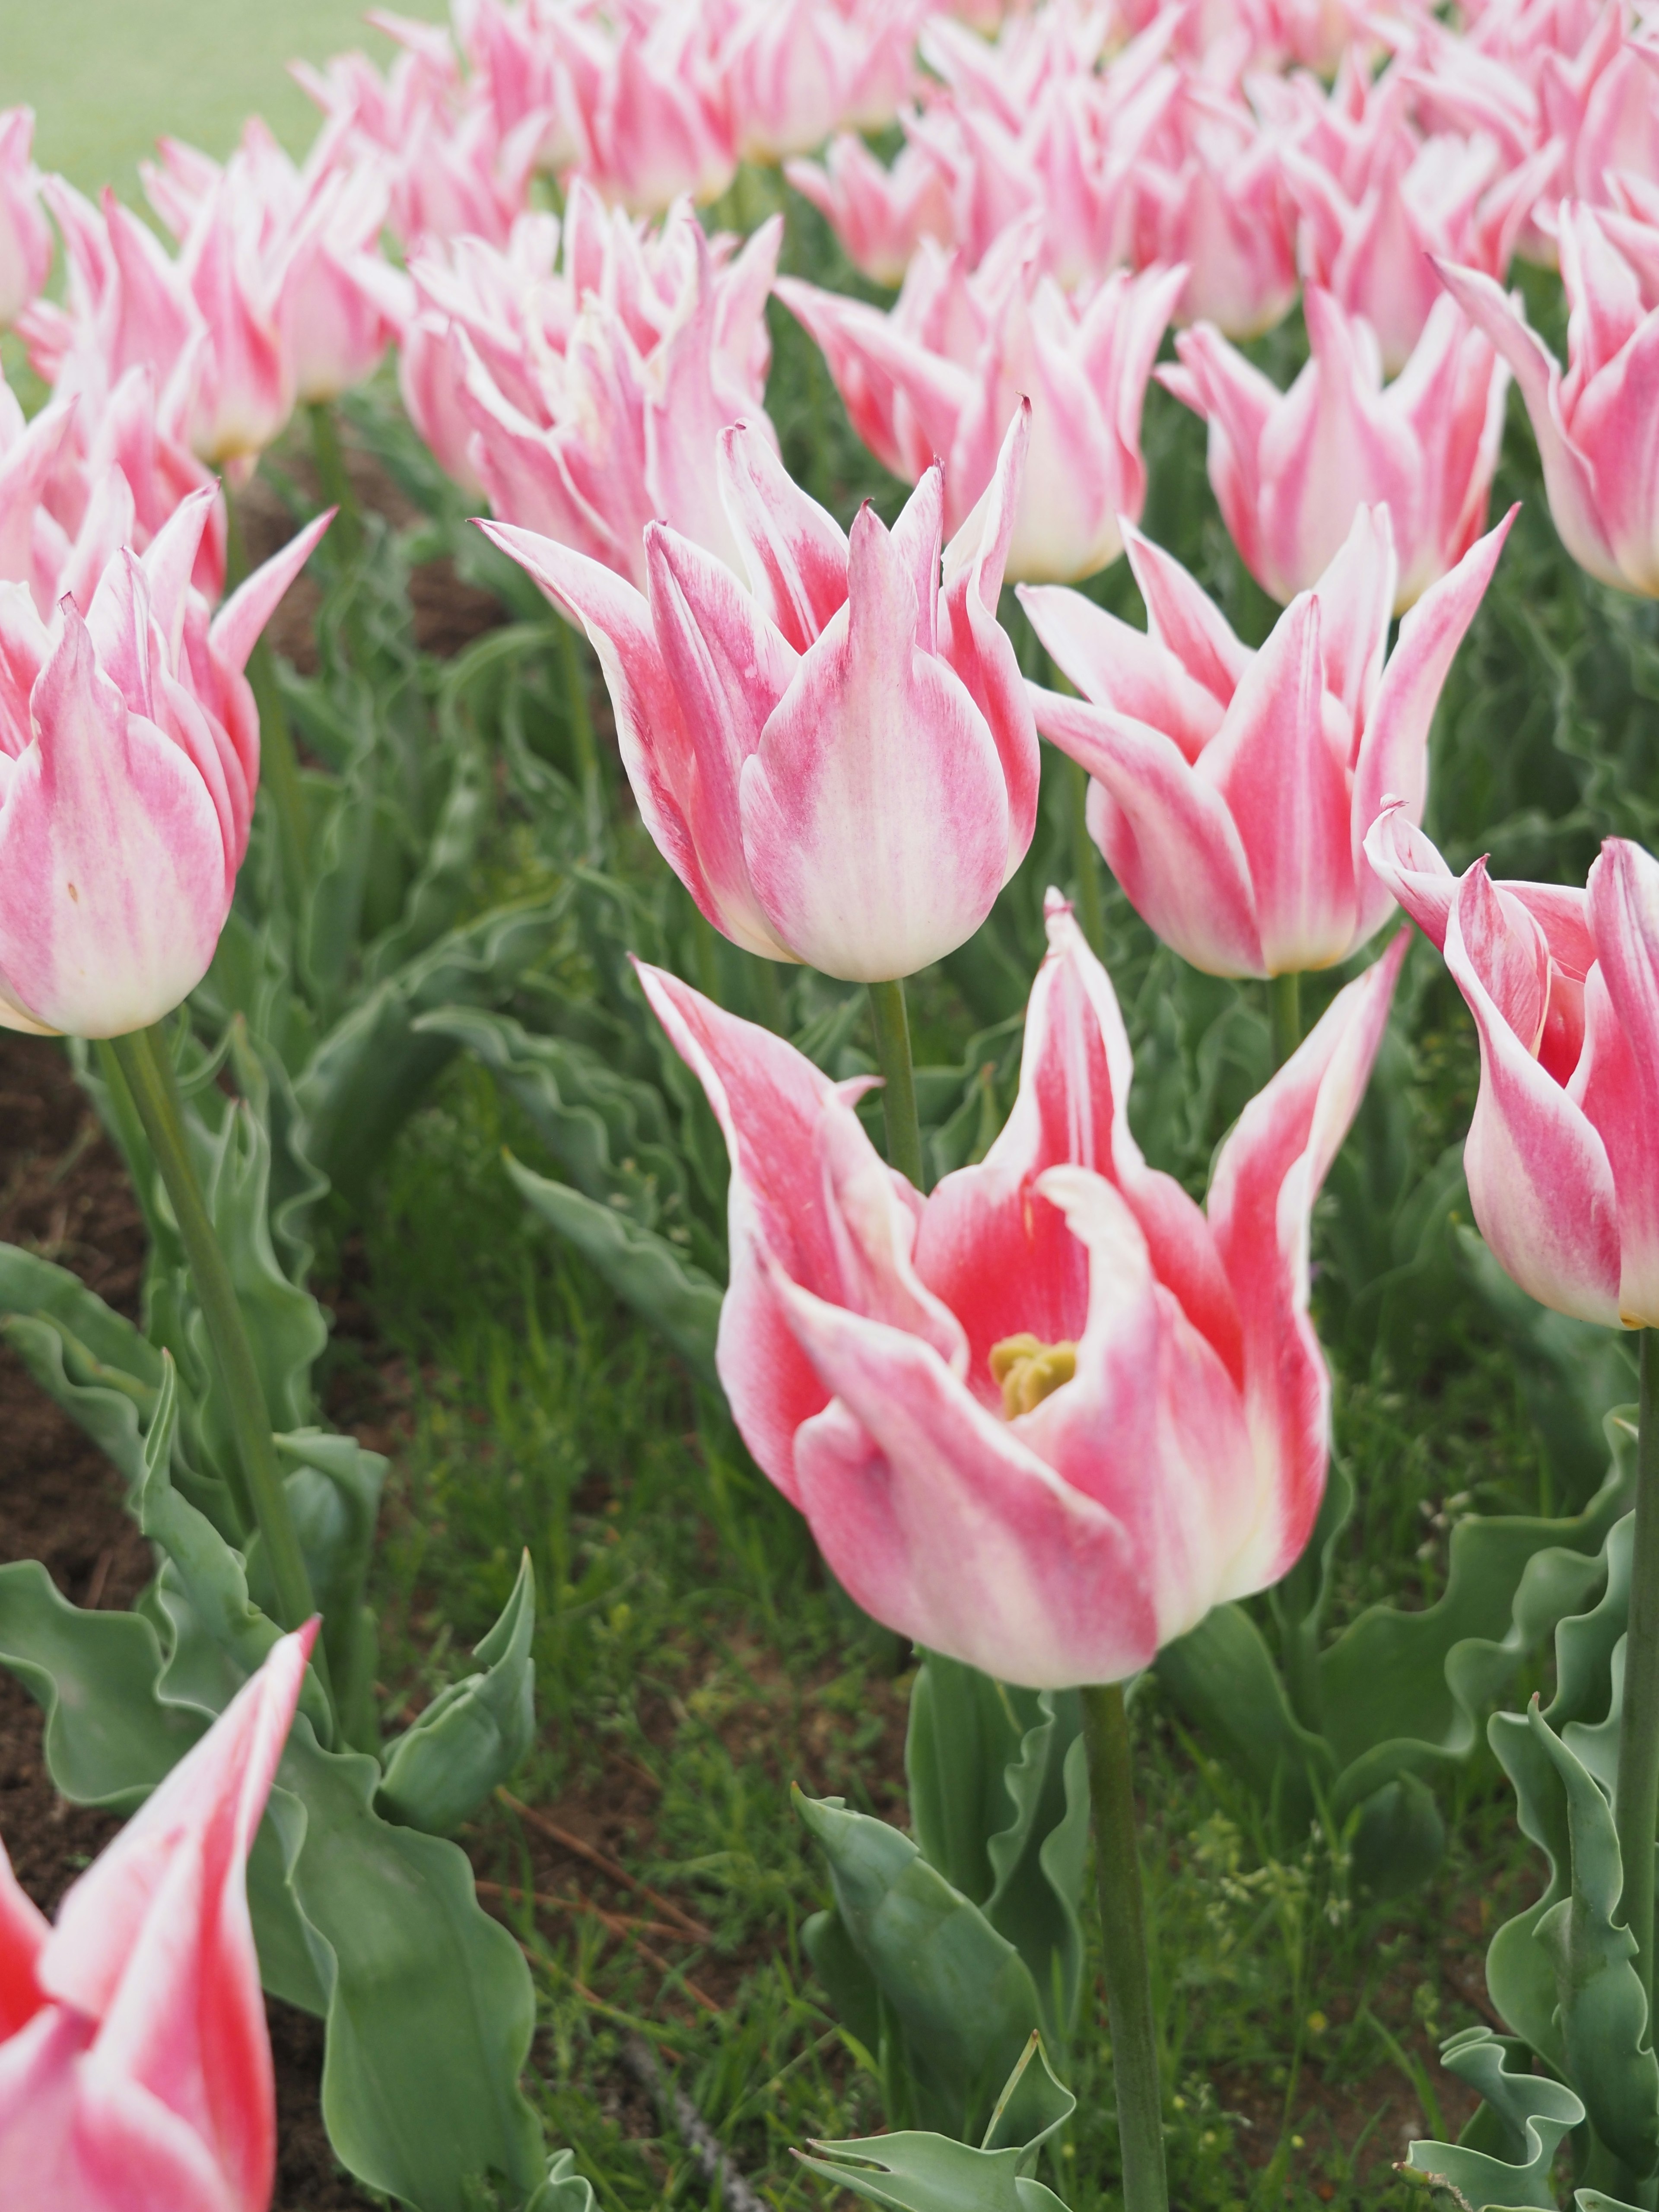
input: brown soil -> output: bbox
[0,1031,375,2211]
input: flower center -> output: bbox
[989,1333,1077,1419]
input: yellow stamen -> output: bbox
[989,1332,1078,1418]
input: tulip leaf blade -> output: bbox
[0,1241,160,1493]
[507,1151,723,1383]
[1405,2026,1587,2211]
[794,1787,1046,2143]
[377,1550,537,1834]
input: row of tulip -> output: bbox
[0,0,1655,2206]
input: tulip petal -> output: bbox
[1362,800,1458,949]
[1583,840,1659,1325]
[208,509,334,681]
[1207,934,1408,1590]
[1120,521,1250,706]
[784,1279,1149,1690]
[716,420,849,652]
[1445,867,1621,1325]
[0,1847,46,2042]
[1028,1166,1257,1648]
[1032,685,1265,976]
[740,502,1009,981]
[1201,594,1358,974]
[1018,584,1224,763]
[1350,507,1515,946]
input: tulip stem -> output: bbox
[1268,971,1302,1070]
[307,402,360,560]
[867,979,925,1190]
[1065,757,1106,955]
[1079,1682,1168,2212]
[1617,1328,1659,2054]
[223,492,310,914]
[108,1024,320,1641]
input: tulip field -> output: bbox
[5,0,1659,2206]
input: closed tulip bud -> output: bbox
[483,409,1038,982]
[0,1624,315,2209]
[0,493,329,1037]
[1023,502,1513,979]
[1160,287,1510,611]
[637,897,1404,1688]
[1367,804,1659,1329]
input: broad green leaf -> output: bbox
[378,1551,537,1834]
[1406,2027,1585,2210]
[798,2036,1074,2212]
[0,1560,203,1807]
[507,1153,722,1382]
[1349,1771,1446,1900]
[795,1789,1044,2142]
[278,1718,547,2212]
[1154,1602,1334,1843]
[0,1244,159,1493]
[276,1428,387,1748]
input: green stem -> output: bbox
[223,490,310,911]
[307,401,360,558]
[1268,971,1303,1071]
[1065,756,1106,956]
[1617,1328,1659,2057]
[1079,1683,1168,2212]
[556,613,599,789]
[108,1026,318,1637]
[867,978,925,1191]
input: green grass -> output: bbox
[0,0,445,194]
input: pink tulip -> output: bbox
[636,896,1405,1687]
[1160,286,1510,610]
[1365,803,1659,1328]
[778,232,1184,584]
[1022,502,1513,979]
[718,0,919,163]
[0,110,51,330]
[423,186,780,583]
[0,492,329,1037]
[1134,80,1299,339]
[0,1623,315,2209]
[482,409,1037,982]
[546,2,737,213]
[1436,198,1659,594]
[785,136,955,288]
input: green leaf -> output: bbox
[0,1243,160,1493]
[797,2034,1074,2212]
[276,1429,387,1750]
[0,1559,203,1808]
[527,2149,600,2212]
[377,1551,537,1834]
[905,1655,1089,2051]
[276,1719,547,2212]
[1406,2026,1585,2210]
[1154,1602,1334,1843]
[507,1152,722,1383]
[294,897,564,1197]
[794,1788,1045,2141]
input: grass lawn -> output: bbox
[0,0,444,193]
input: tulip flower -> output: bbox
[718,0,918,164]
[1159,286,1510,610]
[1364,803,1659,1328]
[427,188,781,584]
[1021,502,1513,979]
[544,1,737,213]
[783,136,954,288]
[0,1623,315,2209]
[0,491,330,1037]
[637,893,1405,1687]
[778,235,1184,584]
[1134,84,1299,339]
[0,109,51,331]
[1435,199,1659,595]
[482,409,1037,982]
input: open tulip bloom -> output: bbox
[0,487,330,1037]
[0,1624,315,2209]
[639,894,1405,1690]
[480,407,1037,985]
[1021,501,1514,980]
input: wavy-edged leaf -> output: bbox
[1407,2026,1585,2210]
[0,1243,160,1492]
